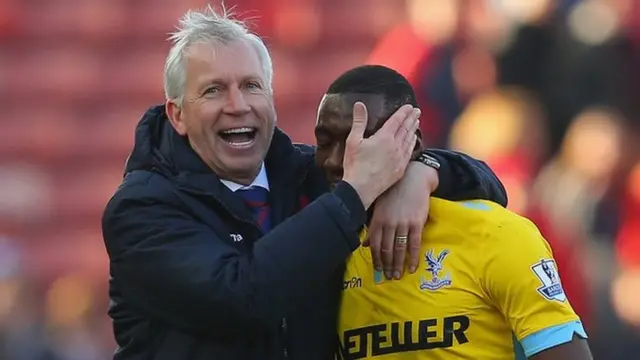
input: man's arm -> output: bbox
[424,149,508,207]
[103,176,366,336]
[365,149,508,278]
[481,215,591,360]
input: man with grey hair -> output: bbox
[102,6,506,360]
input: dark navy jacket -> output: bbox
[102,105,507,360]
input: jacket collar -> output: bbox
[220,162,270,192]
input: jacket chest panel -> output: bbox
[177,189,310,251]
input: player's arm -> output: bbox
[480,219,592,360]
[529,333,593,360]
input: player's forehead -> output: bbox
[315,93,386,135]
[317,93,385,117]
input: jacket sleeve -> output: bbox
[423,149,508,207]
[102,179,366,335]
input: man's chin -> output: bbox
[211,145,266,179]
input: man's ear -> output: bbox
[414,129,423,152]
[166,100,188,136]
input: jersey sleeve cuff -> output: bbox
[520,320,588,357]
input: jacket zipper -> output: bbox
[279,165,311,360]
[177,165,311,359]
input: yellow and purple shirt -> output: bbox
[337,199,587,360]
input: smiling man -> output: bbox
[314,65,592,360]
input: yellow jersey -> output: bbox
[337,199,587,360]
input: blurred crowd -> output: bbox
[1,0,639,358]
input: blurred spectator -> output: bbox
[449,88,548,213]
[616,161,640,268]
[43,274,103,360]
[366,0,509,147]
[498,0,638,153]
[365,0,455,146]
[0,166,51,224]
[532,107,624,244]
[0,238,58,360]
[447,87,592,325]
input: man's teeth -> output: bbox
[222,127,254,134]
[227,140,253,146]
[220,127,255,147]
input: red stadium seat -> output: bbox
[100,50,166,100]
[7,47,102,101]
[73,106,146,161]
[0,107,78,162]
[0,0,22,39]
[128,0,210,38]
[49,163,126,224]
[21,229,108,281]
[21,0,127,42]
[316,0,386,46]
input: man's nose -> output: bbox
[324,146,344,176]
[224,86,251,114]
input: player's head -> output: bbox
[314,65,422,187]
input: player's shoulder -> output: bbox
[429,198,548,248]
[429,198,518,227]
[430,198,503,216]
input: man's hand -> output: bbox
[342,102,420,209]
[366,162,439,279]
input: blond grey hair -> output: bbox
[163,5,273,105]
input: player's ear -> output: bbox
[412,129,423,157]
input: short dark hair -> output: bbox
[326,65,418,118]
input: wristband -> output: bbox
[415,152,441,171]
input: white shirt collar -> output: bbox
[219,163,270,192]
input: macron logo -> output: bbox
[230,234,243,242]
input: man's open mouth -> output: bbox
[219,127,257,147]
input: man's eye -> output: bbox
[204,86,220,94]
[316,140,331,148]
[246,82,262,90]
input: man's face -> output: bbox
[166,40,276,184]
[314,93,386,188]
